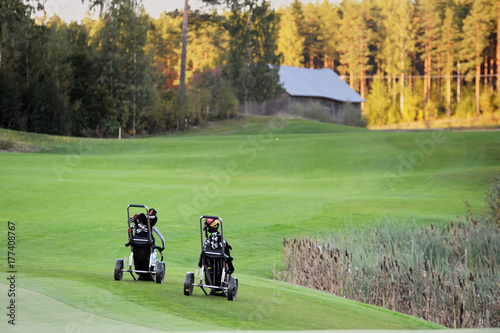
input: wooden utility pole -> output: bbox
[245,8,252,115]
[180,0,189,94]
[178,0,189,131]
[497,1,500,94]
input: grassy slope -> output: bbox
[1,116,499,330]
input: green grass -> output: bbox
[1,116,499,331]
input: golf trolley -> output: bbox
[114,204,166,283]
[184,215,238,301]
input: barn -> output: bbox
[243,65,365,123]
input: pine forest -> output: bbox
[1,0,499,137]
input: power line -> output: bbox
[339,74,500,79]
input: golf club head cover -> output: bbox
[148,208,157,226]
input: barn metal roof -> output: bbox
[278,66,365,103]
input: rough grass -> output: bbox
[0,116,499,330]
[277,204,500,328]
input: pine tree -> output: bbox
[289,0,306,66]
[338,0,359,83]
[302,2,323,68]
[439,5,459,117]
[379,0,416,118]
[460,0,492,116]
[496,0,500,95]
[276,7,304,67]
[337,0,371,100]
[416,0,442,118]
[316,0,339,70]
[178,0,189,132]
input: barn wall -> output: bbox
[241,94,362,124]
[291,96,343,119]
[239,94,290,116]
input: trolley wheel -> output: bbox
[227,276,238,301]
[184,272,194,296]
[114,258,124,281]
[155,262,165,284]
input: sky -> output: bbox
[39,0,315,23]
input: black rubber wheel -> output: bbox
[227,276,238,301]
[155,262,165,284]
[114,258,124,281]
[184,272,194,296]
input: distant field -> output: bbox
[1,116,498,331]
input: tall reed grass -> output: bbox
[275,174,500,328]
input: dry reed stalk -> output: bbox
[275,212,500,328]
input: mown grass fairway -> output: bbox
[1,117,499,331]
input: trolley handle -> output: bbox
[128,204,149,209]
[127,204,151,243]
[200,215,221,220]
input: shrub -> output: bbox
[289,101,365,127]
[455,88,476,118]
[484,172,500,227]
[401,88,422,122]
[424,99,438,120]
[364,76,390,126]
[289,102,330,123]
[480,90,494,115]
[342,101,365,127]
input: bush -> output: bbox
[342,101,365,127]
[484,172,500,227]
[363,76,390,125]
[480,90,494,115]
[214,82,239,119]
[401,88,422,122]
[289,101,365,127]
[424,99,438,120]
[455,88,476,118]
[289,102,330,123]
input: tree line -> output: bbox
[0,0,281,137]
[0,0,499,137]
[276,0,500,125]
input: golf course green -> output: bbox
[1,116,499,331]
